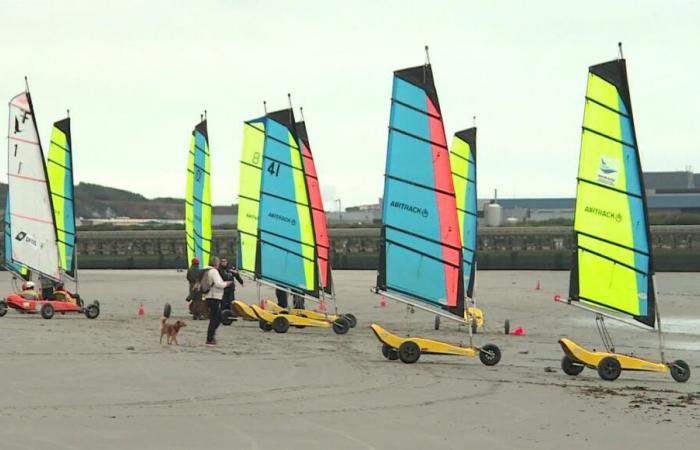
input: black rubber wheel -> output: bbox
[398,341,421,364]
[434,315,440,330]
[343,313,357,328]
[597,356,622,381]
[0,300,7,317]
[220,309,235,326]
[258,320,272,332]
[670,360,691,383]
[504,319,510,335]
[163,303,171,319]
[561,355,584,376]
[40,303,55,320]
[85,304,99,319]
[381,344,399,360]
[272,316,290,333]
[332,317,350,335]
[479,344,501,366]
[471,320,478,335]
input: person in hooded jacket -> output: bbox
[200,256,232,346]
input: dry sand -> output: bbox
[1,270,699,449]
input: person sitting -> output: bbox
[18,281,39,300]
[53,282,81,306]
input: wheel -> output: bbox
[85,304,99,319]
[670,360,691,383]
[381,344,398,360]
[597,356,622,381]
[434,315,440,330]
[343,313,357,328]
[479,344,501,366]
[398,341,421,364]
[272,316,290,333]
[332,317,350,335]
[220,309,235,326]
[471,320,478,334]
[0,300,7,317]
[163,303,171,319]
[561,355,584,376]
[258,320,272,332]
[40,303,55,320]
[504,319,510,335]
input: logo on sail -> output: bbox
[584,206,622,223]
[15,231,38,247]
[268,212,296,226]
[390,200,429,218]
[597,156,619,186]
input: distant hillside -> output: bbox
[0,182,199,219]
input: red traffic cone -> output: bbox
[379,296,387,308]
[318,300,326,312]
[535,280,541,290]
[138,303,145,316]
[511,327,525,336]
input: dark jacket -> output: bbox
[218,264,243,295]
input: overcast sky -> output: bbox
[2,0,699,208]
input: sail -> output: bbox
[4,197,28,277]
[47,117,76,278]
[7,91,61,281]
[255,108,317,294]
[450,128,477,299]
[185,119,212,266]
[237,118,266,274]
[376,64,464,316]
[569,58,655,328]
[296,120,333,294]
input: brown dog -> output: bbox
[160,317,186,345]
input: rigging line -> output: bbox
[391,98,441,120]
[385,238,460,269]
[577,177,643,199]
[388,126,447,150]
[385,173,455,197]
[576,295,650,324]
[385,224,461,251]
[575,230,650,256]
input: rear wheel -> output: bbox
[561,355,584,376]
[163,303,171,319]
[272,316,290,333]
[220,309,235,326]
[670,360,691,383]
[479,344,501,366]
[381,344,398,360]
[258,320,272,332]
[471,320,478,334]
[398,341,421,364]
[343,313,357,328]
[332,317,350,335]
[40,303,55,320]
[0,300,7,317]
[85,304,99,319]
[434,316,440,330]
[597,357,622,381]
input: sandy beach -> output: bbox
[1,270,699,449]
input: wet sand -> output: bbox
[1,270,699,449]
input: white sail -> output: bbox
[7,92,61,280]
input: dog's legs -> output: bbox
[160,333,164,344]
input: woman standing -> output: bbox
[201,256,232,346]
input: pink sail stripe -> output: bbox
[9,135,40,146]
[11,212,54,225]
[8,173,47,183]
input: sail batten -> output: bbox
[377,64,464,316]
[570,58,655,328]
[185,119,211,265]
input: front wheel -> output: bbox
[0,300,7,317]
[561,355,584,376]
[220,309,235,326]
[504,319,510,335]
[597,356,622,381]
[398,341,421,364]
[381,344,398,360]
[272,316,290,333]
[343,313,357,328]
[479,344,501,366]
[41,303,55,320]
[85,304,100,319]
[670,360,691,383]
[332,317,350,335]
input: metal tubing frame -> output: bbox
[563,298,656,332]
[372,288,467,326]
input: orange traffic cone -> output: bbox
[138,303,145,316]
[318,300,326,312]
[511,327,525,336]
[379,296,387,308]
